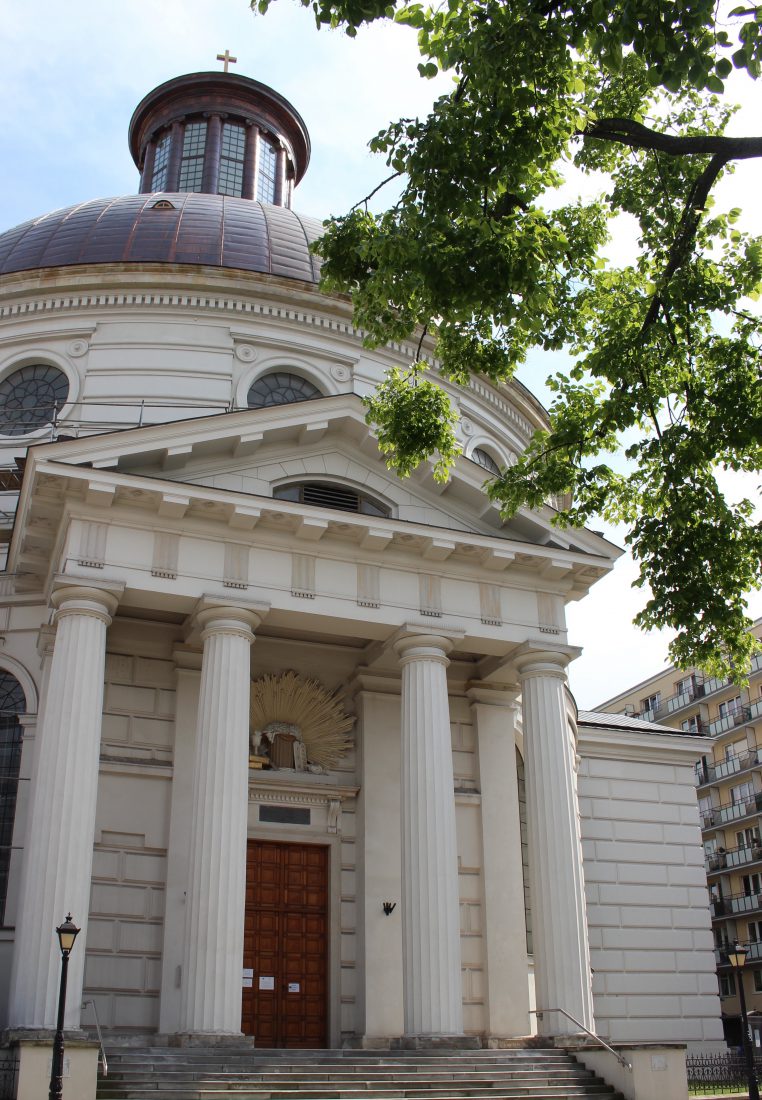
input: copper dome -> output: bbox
[0,193,323,283]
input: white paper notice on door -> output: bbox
[288,982,300,993]
[242,967,254,988]
[258,975,275,990]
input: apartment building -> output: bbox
[597,618,762,1047]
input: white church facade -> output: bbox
[0,67,723,1077]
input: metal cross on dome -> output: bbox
[216,49,238,72]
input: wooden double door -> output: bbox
[242,840,329,1048]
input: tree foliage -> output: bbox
[255,0,762,677]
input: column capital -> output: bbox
[466,683,520,710]
[391,622,464,665]
[50,580,123,626]
[513,640,581,679]
[186,595,269,644]
[394,633,455,666]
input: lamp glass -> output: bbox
[729,944,748,970]
[56,915,80,954]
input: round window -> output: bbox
[247,372,322,409]
[0,365,69,437]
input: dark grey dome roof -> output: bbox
[0,193,323,282]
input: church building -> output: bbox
[0,65,723,1079]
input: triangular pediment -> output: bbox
[17,394,619,561]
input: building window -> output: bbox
[720,696,743,719]
[675,675,695,696]
[0,671,24,926]
[0,364,69,436]
[743,873,762,897]
[720,972,737,997]
[178,121,207,192]
[257,138,278,203]
[641,692,661,716]
[151,132,171,190]
[731,781,754,807]
[273,482,390,518]
[219,122,246,197]
[682,716,701,733]
[471,447,501,477]
[247,372,322,408]
[755,970,762,994]
[737,828,760,849]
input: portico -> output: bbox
[2,412,608,1044]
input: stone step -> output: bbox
[98,1091,617,1100]
[96,1047,624,1100]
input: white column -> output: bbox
[8,584,120,1029]
[394,633,463,1037]
[515,644,594,1035]
[179,603,262,1035]
[468,686,530,1037]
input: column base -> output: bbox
[394,1034,481,1049]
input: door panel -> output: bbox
[243,840,328,1047]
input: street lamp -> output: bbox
[728,943,760,1100]
[49,914,80,1100]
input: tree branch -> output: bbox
[640,152,729,333]
[582,117,762,159]
[351,170,404,212]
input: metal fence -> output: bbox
[0,1056,18,1100]
[687,1052,762,1093]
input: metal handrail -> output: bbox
[531,1007,632,1070]
[81,999,108,1077]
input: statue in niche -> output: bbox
[249,671,354,773]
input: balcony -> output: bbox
[709,707,753,738]
[696,746,762,787]
[703,675,733,699]
[664,684,702,716]
[712,890,762,920]
[702,791,762,830]
[706,842,762,874]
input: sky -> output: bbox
[0,0,759,707]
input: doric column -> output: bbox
[394,632,463,1037]
[515,644,594,1035]
[468,686,530,1037]
[8,583,121,1029]
[179,600,264,1034]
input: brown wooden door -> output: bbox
[242,840,328,1048]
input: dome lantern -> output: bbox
[128,71,311,207]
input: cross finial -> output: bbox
[216,49,238,73]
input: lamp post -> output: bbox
[728,943,760,1100]
[48,914,80,1100]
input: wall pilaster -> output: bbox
[468,685,530,1037]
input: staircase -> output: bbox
[96,1046,625,1100]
